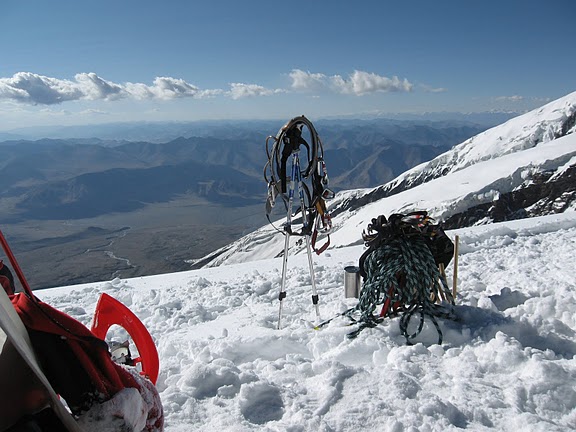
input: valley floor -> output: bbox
[1,197,265,289]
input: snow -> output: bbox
[76,365,162,432]
[38,211,576,431]
[78,387,148,432]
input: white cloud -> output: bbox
[78,108,110,116]
[75,73,125,100]
[289,70,330,92]
[420,84,447,93]
[334,70,413,95]
[0,72,223,105]
[127,77,223,100]
[0,72,83,104]
[495,95,524,102]
[228,83,284,99]
[1,69,416,106]
[289,69,413,95]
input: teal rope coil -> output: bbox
[350,235,454,344]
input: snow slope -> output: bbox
[198,91,576,268]
[39,211,576,431]
[375,91,576,191]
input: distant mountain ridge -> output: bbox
[0,120,486,223]
[15,161,262,220]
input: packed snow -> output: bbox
[37,211,576,431]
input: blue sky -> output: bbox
[0,0,574,130]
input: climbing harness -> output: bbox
[264,115,333,250]
[263,115,334,329]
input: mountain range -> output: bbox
[0,120,486,222]
[0,117,488,288]
[1,94,573,287]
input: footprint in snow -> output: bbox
[239,382,284,424]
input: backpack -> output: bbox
[9,292,164,430]
[11,293,137,412]
[358,211,454,278]
[0,229,163,430]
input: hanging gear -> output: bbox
[264,115,334,254]
[264,115,335,329]
[347,211,457,344]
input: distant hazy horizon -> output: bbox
[0,110,519,141]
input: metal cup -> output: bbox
[344,266,361,298]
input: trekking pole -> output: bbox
[305,235,320,319]
[268,116,329,329]
[437,263,447,303]
[452,235,459,300]
[277,151,299,329]
[277,150,322,329]
[277,232,291,329]
[295,153,321,323]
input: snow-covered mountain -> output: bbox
[197,91,576,268]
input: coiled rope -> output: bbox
[348,234,455,344]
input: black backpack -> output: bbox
[359,211,454,278]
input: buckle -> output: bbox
[266,181,279,214]
[317,160,330,186]
[316,213,333,234]
[321,188,335,200]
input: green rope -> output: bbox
[348,235,454,344]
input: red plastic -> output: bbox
[91,293,159,385]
